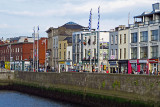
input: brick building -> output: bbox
[0,37,48,71]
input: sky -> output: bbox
[0,0,159,39]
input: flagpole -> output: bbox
[45,39,46,72]
[33,27,35,72]
[97,6,100,73]
[89,9,92,73]
[37,26,39,72]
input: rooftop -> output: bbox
[61,21,84,29]
[64,37,72,43]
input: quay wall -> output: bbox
[0,72,159,106]
[15,72,160,101]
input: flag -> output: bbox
[34,48,36,57]
[33,27,35,34]
[97,6,100,30]
[37,26,39,31]
[88,9,92,31]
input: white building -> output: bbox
[72,28,90,71]
[82,31,109,72]
[66,46,72,71]
[128,3,160,74]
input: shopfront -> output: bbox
[149,59,158,74]
[109,60,118,73]
[128,60,137,74]
[118,60,128,74]
[138,60,148,74]
[66,60,72,72]
[59,61,65,72]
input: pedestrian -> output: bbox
[152,69,154,75]
[106,69,109,73]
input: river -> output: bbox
[0,91,82,107]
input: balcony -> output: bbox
[131,19,160,28]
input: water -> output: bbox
[0,91,82,107]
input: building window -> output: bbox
[85,37,87,42]
[140,47,148,59]
[64,43,66,49]
[85,49,87,58]
[120,49,122,59]
[115,49,117,59]
[94,48,96,58]
[131,47,137,59]
[59,52,61,59]
[21,56,22,60]
[111,49,113,55]
[94,36,96,43]
[68,51,70,59]
[151,46,158,58]
[115,35,118,44]
[140,31,148,42]
[124,48,126,59]
[88,49,91,58]
[18,48,19,52]
[16,48,17,53]
[111,35,113,44]
[124,34,126,43]
[151,30,158,41]
[131,33,137,43]
[64,52,66,59]
[120,34,122,44]
[59,44,61,49]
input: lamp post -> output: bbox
[42,39,46,72]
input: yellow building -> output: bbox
[58,37,72,72]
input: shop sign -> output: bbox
[109,61,117,66]
[139,60,147,63]
[118,60,128,63]
[59,62,65,64]
[110,55,116,59]
[149,59,158,63]
[66,62,71,65]
[129,60,137,63]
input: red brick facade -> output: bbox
[0,37,48,68]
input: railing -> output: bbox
[131,19,160,28]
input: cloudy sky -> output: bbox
[0,0,159,39]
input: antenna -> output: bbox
[128,12,130,27]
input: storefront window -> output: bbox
[120,63,128,74]
[131,64,137,73]
[140,64,147,74]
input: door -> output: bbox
[153,63,157,75]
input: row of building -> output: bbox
[1,3,160,74]
[46,3,160,74]
[0,36,47,71]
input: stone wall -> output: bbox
[15,72,160,102]
[0,72,14,80]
